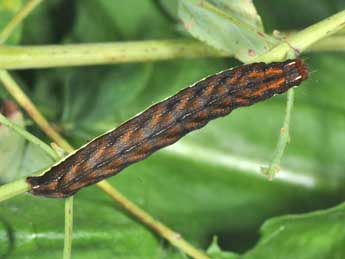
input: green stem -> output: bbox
[98,181,210,259]
[0,113,58,201]
[0,111,60,202]
[0,34,344,70]
[261,89,294,179]
[0,113,57,159]
[0,0,43,44]
[0,9,344,70]
[0,178,30,202]
[307,35,345,52]
[63,197,74,259]
[0,70,75,153]
[254,9,345,179]
[0,40,226,70]
[253,10,345,62]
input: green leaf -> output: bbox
[59,63,153,140]
[69,0,172,42]
[242,202,345,259]
[0,101,53,183]
[206,0,265,30]
[21,0,71,44]
[178,0,277,61]
[0,103,25,182]
[0,193,184,259]
[207,236,238,259]
[94,0,172,39]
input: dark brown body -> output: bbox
[27,59,308,198]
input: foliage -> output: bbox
[0,0,345,258]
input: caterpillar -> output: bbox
[27,59,309,198]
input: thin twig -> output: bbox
[0,112,57,201]
[254,10,345,179]
[0,178,30,202]
[0,0,43,44]
[0,113,57,159]
[98,181,210,259]
[0,70,74,153]
[261,89,295,179]
[63,197,74,259]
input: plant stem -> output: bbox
[254,10,345,62]
[0,113,57,159]
[0,70,74,153]
[0,34,345,70]
[0,178,30,202]
[98,180,210,259]
[0,0,43,44]
[0,40,226,70]
[307,35,345,52]
[261,89,294,179]
[63,197,73,259]
[253,9,345,179]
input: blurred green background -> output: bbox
[0,0,344,258]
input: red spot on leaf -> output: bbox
[248,49,256,57]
